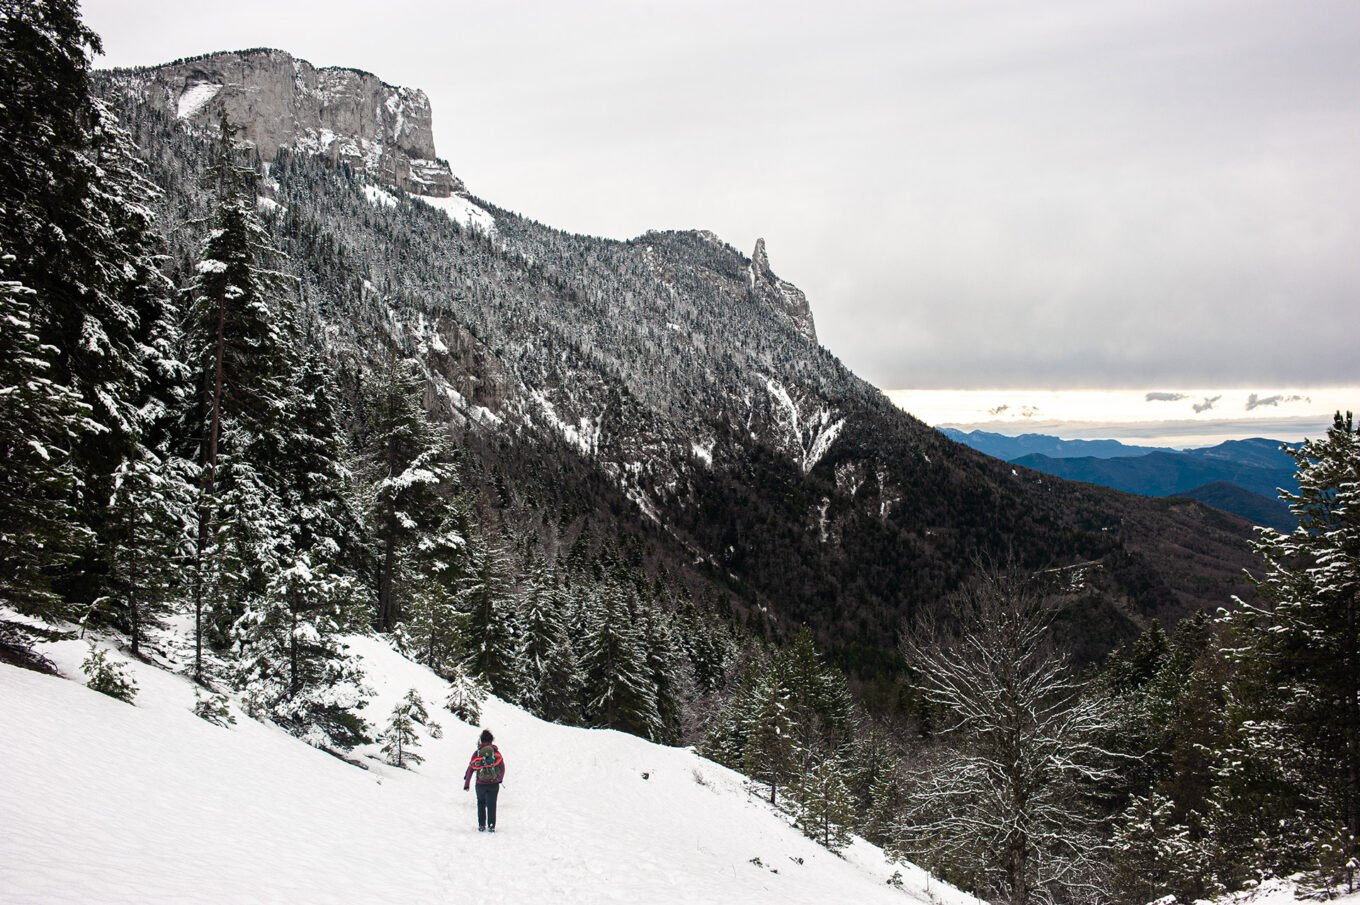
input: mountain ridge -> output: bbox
[96,51,1259,677]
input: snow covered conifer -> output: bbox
[638,601,691,744]
[233,555,370,749]
[1223,413,1360,849]
[444,666,485,725]
[1110,792,1215,904]
[580,581,661,740]
[81,644,136,703]
[793,756,855,851]
[459,539,524,700]
[359,353,465,634]
[0,250,91,616]
[517,559,583,723]
[741,667,800,806]
[185,120,297,676]
[99,449,195,655]
[380,688,437,768]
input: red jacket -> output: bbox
[464,743,505,786]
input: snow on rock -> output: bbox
[0,623,976,905]
[176,81,221,119]
[415,193,497,236]
[765,378,845,474]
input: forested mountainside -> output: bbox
[98,50,1254,678]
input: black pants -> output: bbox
[475,782,500,829]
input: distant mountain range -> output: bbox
[942,430,1298,531]
[938,429,1177,460]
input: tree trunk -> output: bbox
[194,289,227,680]
[377,531,396,632]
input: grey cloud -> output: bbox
[1246,393,1311,411]
[1146,392,1188,402]
[1193,396,1222,414]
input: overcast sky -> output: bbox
[83,0,1360,391]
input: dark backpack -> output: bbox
[474,743,503,782]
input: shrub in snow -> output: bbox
[82,645,137,703]
[193,689,237,727]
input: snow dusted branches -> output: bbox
[898,565,1128,905]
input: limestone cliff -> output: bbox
[116,48,461,197]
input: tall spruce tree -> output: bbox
[184,118,296,676]
[580,581,661,739]
[516,557,583,723]
[359,353,463,634]
[2,0,188,617]
[459,539,523,700]
[0,249,91,616]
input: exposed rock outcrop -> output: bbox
[750,238,817,343]
[116,48,461,197]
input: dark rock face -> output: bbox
[119,48,462,197]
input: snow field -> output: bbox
[1,628,975,905]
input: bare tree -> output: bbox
[895,566,1125,905]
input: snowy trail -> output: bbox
[1,630,973,905]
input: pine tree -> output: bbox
[278,344,364,579]
[1110,792,1216,903]
[580,581,661,739]
[0,249,91,616]
[1,2,185,620]
[97,449,195,655]
[638,602,691,744]
[794,756,856,851]
[444,666,486,725]
[458,539,524,699]
[379,688,441,768]
[741,667,801,806]
[517,559,583,723]
[81,644,136,703]
[380,698,423,769]
[185,120,296,677]
[359,353,464,633]
[233,555,370,749]
[1224,413,1360,843]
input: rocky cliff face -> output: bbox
[750,238,817,342]
[115,48,461,197]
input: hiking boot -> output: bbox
[488,826,496,833]
[478,826,486,832]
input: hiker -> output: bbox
[464,728,505,832]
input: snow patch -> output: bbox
[176,81,220,119]
[765,378,845,474]
[363,184,399,209]
[414,193,497,236]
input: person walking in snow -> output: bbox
[464,729,505,832]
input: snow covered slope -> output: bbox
[0,627,975,905]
